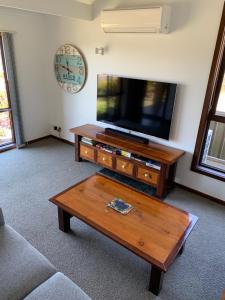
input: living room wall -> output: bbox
[1,1,224,201]
[44,0,225,201]
[0,7,49,141]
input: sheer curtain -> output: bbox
[1,32,25,147]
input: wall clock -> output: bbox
[54,44,87,94]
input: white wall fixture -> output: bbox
[101,6,171,34]
[95,47,105,55]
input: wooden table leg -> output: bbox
[149,265,164,296]
[58,207,71,232]
[156,164,168,198]
[75,135,82,162]
[179,243,185,255]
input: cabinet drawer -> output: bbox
[97,151,113,168]
[116,158,134,176]
[136,167,159,185]
[80,144,95,161]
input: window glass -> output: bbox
[0,47,9,109]
[0,111,13,145]
[216,73,225,115]
[201,121,225,172]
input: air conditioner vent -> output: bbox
[101,7,171,34]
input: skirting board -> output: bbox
[175,183,225,207]
[50,135,74,146]
[26,135,224,206]
[26,135,51,144]
[26,135,74,146]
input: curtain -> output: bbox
[1,32,25,148]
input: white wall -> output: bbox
[0,7,49,141]
[1,1,224,201]
[44,0,225,201]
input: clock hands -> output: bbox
[66,60,69,76]
[61,65,73,74]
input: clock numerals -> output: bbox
[55,65,59,72]
[64,45,71,54]
[55,55,62,64]
[75,76,82,85]
[72,85,79,93]
[56,74,61,81]
[67,86,72,93]
[55,44,86,94]
[79,66,84,76]
[72,49,78,56]
[77,57,83,66]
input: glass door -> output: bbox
[0,35,15,147]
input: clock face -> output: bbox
[54,44,86,94]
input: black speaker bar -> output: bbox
[105,128,149,144]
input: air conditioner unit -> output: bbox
[101,6,171,34]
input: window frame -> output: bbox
[0,33,15,147]
[191,3,225,181]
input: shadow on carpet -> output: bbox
[97,168,162,199]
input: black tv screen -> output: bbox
[97,74,177,140]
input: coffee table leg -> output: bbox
[179,243,185,256]
[58,207,71,232]
[149,265,164,296]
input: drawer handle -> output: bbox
[85,150,88,154]
[121,164,126,169]
[144,173,152,178]
[102,157,106,161]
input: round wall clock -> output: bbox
[54,44,87,94]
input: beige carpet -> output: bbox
[1,138,225,300]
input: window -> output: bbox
[0,32,24,150]
[191,4,225,181]
[0,34,15,148]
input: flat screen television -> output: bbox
[97,74,177,140]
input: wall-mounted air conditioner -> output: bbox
[101,6,171,34]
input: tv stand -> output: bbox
[70,124,185,198]
[104,128,149,144]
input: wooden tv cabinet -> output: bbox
[70,124,185,198]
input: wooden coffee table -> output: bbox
[49,174,198,295]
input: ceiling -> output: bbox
[0,0,94,20]
[0,0,110,20]
[74,0,95,4]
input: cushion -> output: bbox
[0,225,56,300]
[24,272,91,300]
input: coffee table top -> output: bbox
[49,174,198,272]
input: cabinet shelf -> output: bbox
[70,124,185,198]
[81,140,161,171]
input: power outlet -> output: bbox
[53,126,61,132]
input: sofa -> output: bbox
[0,208,91,300]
